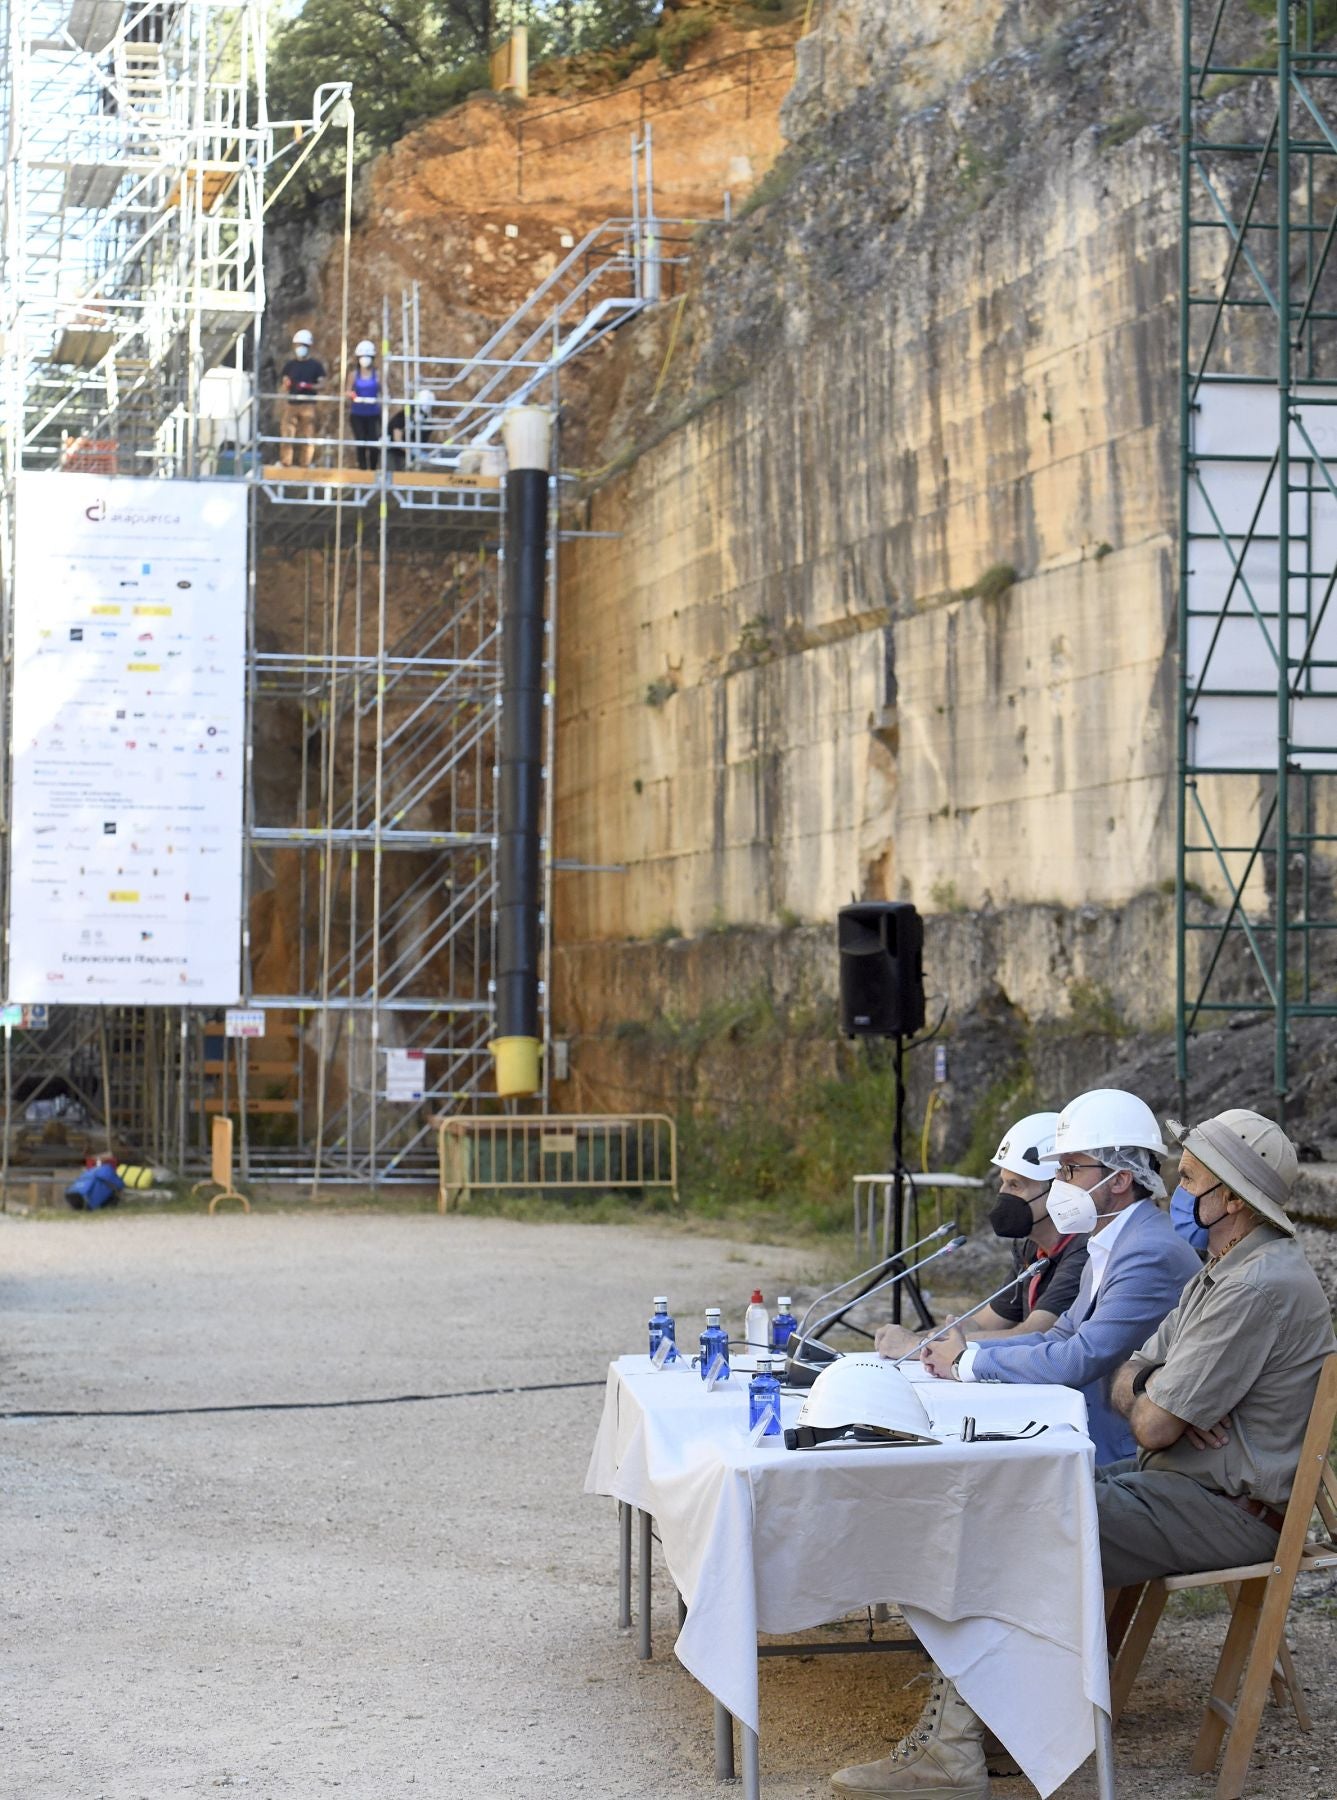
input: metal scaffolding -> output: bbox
[1178,0,1337,1117]
[0,2,689,1184]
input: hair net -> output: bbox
[1091,1144,1166,1202]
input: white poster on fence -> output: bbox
[8,472,246,1003]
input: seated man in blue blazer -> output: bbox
[914,1087,1202,1467]
[835,1089,1203,1800]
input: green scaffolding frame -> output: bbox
[1178,0,1337,1119]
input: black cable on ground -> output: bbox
[1,1376,607,1422]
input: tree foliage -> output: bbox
[267,0,664,195]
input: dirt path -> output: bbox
[2,1213,1332,1798]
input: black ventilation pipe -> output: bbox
[491,406,551,1097]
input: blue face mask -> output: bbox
[1170,1184,1209,1252]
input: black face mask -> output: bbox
[989,1191,1040,1239]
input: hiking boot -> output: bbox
[830,1674,990,1797]
[979,1726,1020,1778]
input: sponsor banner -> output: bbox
[9,473,246,1003]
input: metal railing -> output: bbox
[852,1171,988,1261]
[437,1113,678,1212]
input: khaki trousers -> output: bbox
[280,401,318,467]
[1096,1458,1281,1588]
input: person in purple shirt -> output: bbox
[346,338,382,471]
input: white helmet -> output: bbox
[415,387,436,409]
[292,328,313,347]
[992,1110,1061,1183]
[784,1353,937,1451]
[1053,1089,1168,1160]
[354,338,376,358]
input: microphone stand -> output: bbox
[801,1220,956,1347]
[890,1261,1039,1367]
[784,1235,967,1389]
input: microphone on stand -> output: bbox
[793,1220,960,1343]
[784,1234,969,1388]
[891,1261,1039,1367]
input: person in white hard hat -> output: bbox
[278,327,325,469]
[830,1093,1204,1800]
[915,1089,1201,1466]
[1099,1108,1335,1587]
[346,338,382,470]
[873,1110,1089,1357]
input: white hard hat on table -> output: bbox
[992,1110,1061,1183]
[787,1353,937,1449]
[1052,1089,1168,1159]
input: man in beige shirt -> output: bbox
[1099,1108,1335,1588]
[826,1108,1332,1800]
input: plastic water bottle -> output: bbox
[648,1296,677,1361]
[748,1357,781,1435]
[699,1307,730,1382]
[771,1296,797,1352]
[744,1288,769,1355]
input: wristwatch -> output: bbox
[951,1348,966,1378]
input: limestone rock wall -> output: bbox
[553,2,1191,1001]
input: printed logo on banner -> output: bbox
[7,474,247,1004]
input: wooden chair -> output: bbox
[1107,1353,1337,1799]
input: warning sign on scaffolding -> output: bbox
[384,1047,426,1103]
[225,1009,265,1038]
[8,473,247,1004]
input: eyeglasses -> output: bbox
[1056,1160,1106,1184]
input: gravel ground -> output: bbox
[2,1211,1333,1799]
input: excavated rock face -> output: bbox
[545,0,1270,1120]
[556,0,1187,939]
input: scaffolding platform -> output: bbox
[259,465,501,490]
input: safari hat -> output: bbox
[1165,1109,1299,1237]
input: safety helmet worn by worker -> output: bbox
[1051,1089,1168,1160]
[784,1353,938,1450]
[415,388,436,409]
[354,339,376,358]
[991,1111,1060,1184]
[292,328,314,347]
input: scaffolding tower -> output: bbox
[1,0,688,1183]
[1178,0,1337,1117]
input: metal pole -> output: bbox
[1175,0,1193,1119]
[369,295,391,1184]
[741,1725,760,1800]
[891,1034,905,1326]
[617,1501,632,1630]
[636,1507,652,1659]
[312,97,356,1199]
[1276,0,1292,1125]
[713,1702,735,1781]
[1093,1704,1116,1800]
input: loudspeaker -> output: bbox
[838,902,925,1038]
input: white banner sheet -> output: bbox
[9,473,247,1003]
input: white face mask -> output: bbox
[1046,1169,1117,1235]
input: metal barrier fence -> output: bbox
[852,1171,988,1261]
[437,1113,677,1212]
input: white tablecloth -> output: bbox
[585,1355,1109,1798]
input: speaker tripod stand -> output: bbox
[809,1034,936,1344]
